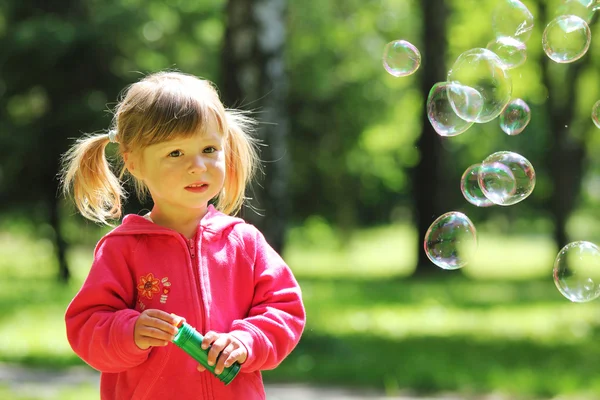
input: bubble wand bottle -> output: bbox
[172,320,241,385]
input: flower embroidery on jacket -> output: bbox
[137,273,161,299]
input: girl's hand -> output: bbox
[198,331,248,375]
[133,309,181,350]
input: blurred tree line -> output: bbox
[1,0,600,281]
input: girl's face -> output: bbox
[131,117,226,218]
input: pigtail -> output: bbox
[60,133,125,225]
[217,109,262,216]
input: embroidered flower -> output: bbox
[138,273,160,299]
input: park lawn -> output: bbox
[1,223,599,399]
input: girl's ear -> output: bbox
[123,152,143,180]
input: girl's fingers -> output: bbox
[140,337,169,348]
[223,348,244,368]
[201,331,219,350]
[207,335,229,366]
[214,345,234,374]
[138,326,176,342]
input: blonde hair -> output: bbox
[60,71,261,224]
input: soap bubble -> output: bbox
[447,83,484,122]
[479,151,536,206]
[460,164,495,207]
[424,211,478,270]
[554,241,600,303]
[486,36,527,69]
[447,48,512,123]
[499,98,531,135]
[492,0,535,42]
[542,15,591,63]
[426,82,474,136]
[477,161,518,205]
[382,40,421,77]
[556,0,595,23]
[592,100,600,129]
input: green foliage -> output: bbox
[287,0,422,226]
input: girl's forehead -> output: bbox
[154,129,223,147]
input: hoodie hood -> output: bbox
[105,204,245,241]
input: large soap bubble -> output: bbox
[447,48,512,123]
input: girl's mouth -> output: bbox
[185,184,208,193]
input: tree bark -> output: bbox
[412,0,448,276]
[221,0,290,253]
[538,1,588,249]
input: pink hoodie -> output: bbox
[65,205,306,400]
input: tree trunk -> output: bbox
[412,0,448,276]
[221,0,290,253]
[538,1,588,249]
[49,193,70,283]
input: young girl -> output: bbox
[61,71,306,400]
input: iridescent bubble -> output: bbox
[492,0,535,43]
[556,0,595,23]
[477,162,517,205]
[486,36,527,69]
[553,241,600,303]
[592,100,600,129]
[460,164,495,207]
[447,48,512,123]
[499,98,531,135]
[424,211,478,270]
[447,83,484,122]
[592,0,600,11]
[478,151,536,206]
[542,15,591,64]
[427,82,474,137]
[382,40,421,77]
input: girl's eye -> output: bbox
[203,147,216,154]
[168,150,183,157]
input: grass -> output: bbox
[1,220,600,399]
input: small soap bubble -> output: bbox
[492,0,535,43]
[427,82,474,137]
[500,98,531,135]
[447,48,512,123]
[486,36,527,69]
[460,164,495,207]
[479,151,536,206]
[592,100,600,129]
[542,15,591,64]
[447,83,484,123]
[554,241,600,303]
[382,40,421,77]
[424,211,478,270]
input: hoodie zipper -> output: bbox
[187,238,196,259]
[186,228,211,398]
[185,229,206,333]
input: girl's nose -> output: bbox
[188,155,207,174]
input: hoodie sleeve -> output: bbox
[65,237,150,373]
[229,226,306,372]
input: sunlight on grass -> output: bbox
[0,305,73,362]
[465,233,557,280]
[0,383,99,400]
[285,223,417,278]
[285,222,558,281]
[307,302,599,344]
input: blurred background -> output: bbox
[2,0,600,399]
